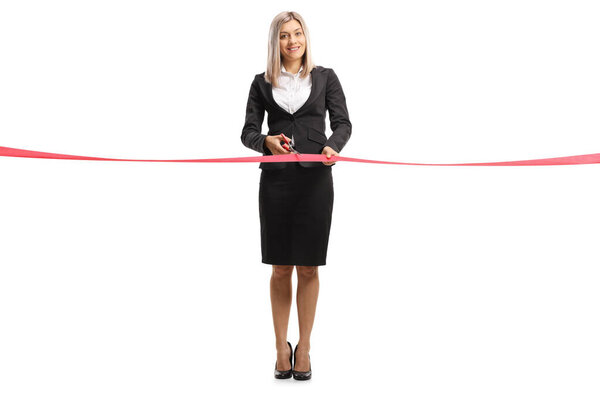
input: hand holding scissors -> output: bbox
[265,133,296,155]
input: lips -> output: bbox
[287,46,300,52]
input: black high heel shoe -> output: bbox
[292,344,312,380]
[274,341,293,379]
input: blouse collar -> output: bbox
[281,64,304,76]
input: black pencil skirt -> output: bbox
[259,163,334,266]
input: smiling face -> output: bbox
[279,19,306,64]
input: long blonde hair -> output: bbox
[265,11,316,88]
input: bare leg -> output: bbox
[295,265,319,372]
[271,265,294,370]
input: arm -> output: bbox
[324,69,352,153]
[241,77,269,154]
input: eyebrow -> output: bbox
[280,28,302,34]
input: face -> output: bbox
[279,19,306,63]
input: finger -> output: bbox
[279,136,292,150]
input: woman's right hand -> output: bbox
[265,133,293,155]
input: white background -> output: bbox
[1,0,599,398]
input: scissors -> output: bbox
[280,133,300,154]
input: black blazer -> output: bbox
[241,65,352,169]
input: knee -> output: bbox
[272,265,294,279]
[296,266,318,279]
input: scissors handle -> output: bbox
[280,134,300,154]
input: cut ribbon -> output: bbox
[1,146,599,166]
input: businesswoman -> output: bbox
[241,11,352,380]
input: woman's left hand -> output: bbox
[322,146,338,166]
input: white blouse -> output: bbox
[272,64,312,149]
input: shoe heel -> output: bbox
[292,343,312,381]
[274,341,293,379]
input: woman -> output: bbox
[240,11,352,380]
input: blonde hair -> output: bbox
[265,11,316,88]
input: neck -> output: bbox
[283,59,303,74]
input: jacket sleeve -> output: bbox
[241,76,268,154]
[324,69,352,153]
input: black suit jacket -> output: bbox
[241,65,352,169]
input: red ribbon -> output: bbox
[1,145,599,166]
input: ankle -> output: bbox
[295,343,311,352]
[276,341,290,351]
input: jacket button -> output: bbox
[289,115,295,121]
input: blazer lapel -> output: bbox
[261,66,325,115]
